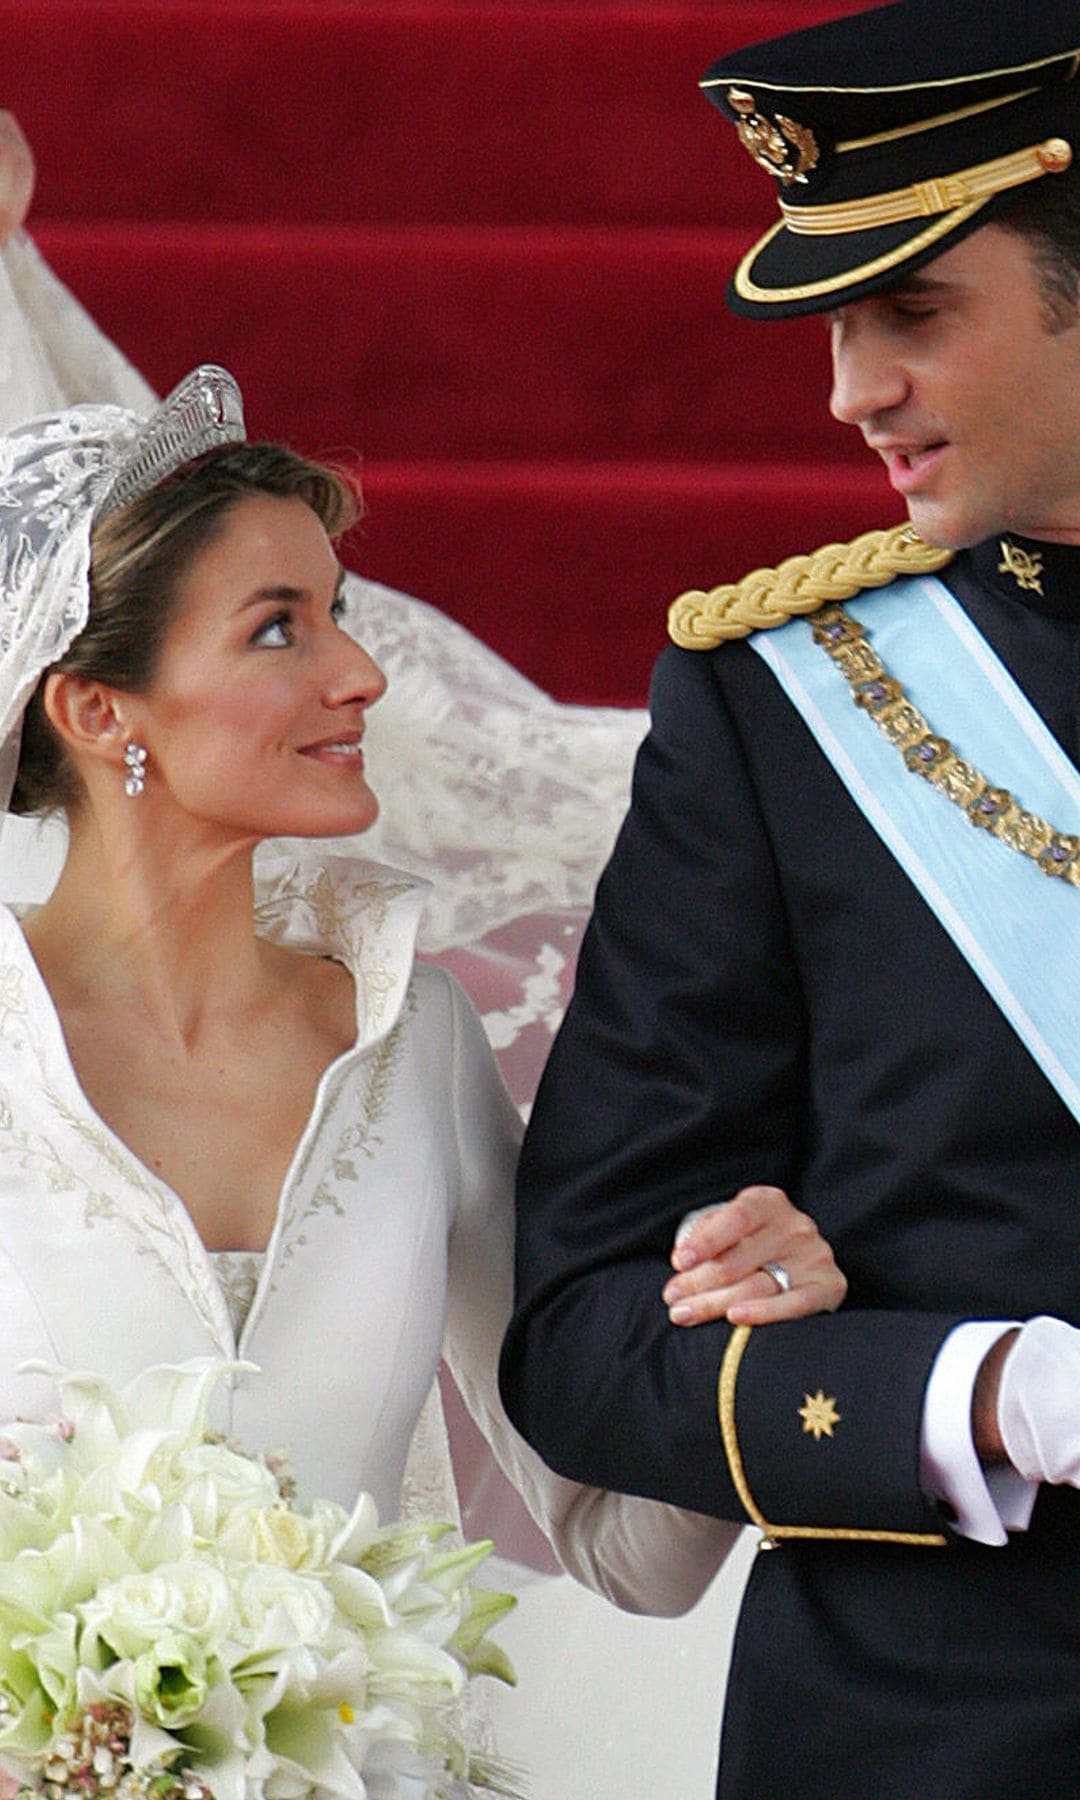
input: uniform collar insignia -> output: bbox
[997,538,1045,595]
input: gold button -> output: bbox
[1038,137,1073,174]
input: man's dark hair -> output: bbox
[992,169,1080,331]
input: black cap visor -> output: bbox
[726,195,1004,318]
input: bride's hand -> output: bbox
[662,1184,847,1327]
[0,112,34,243]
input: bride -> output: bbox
[0,107,644,1019]
[0,115,846,1796]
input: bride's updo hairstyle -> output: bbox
[11,442,358,818]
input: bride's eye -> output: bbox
[331,592,350,627]
[251,611,293,648]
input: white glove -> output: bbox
[997,1315,1080,1487]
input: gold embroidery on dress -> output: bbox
[255,863,414,1028]
[212,1250,263,1339]
[2,1074,224,1346]
[4,861,422,1342]
[812,604,1080,886]
[256,861,414,946]
[4,934,239,1349]
[727,88,820,187]
[997,539,1044,594]
[273,990,415,1279]
[0,964,26,1019]
[41,1081,224,1341]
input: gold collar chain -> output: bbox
[811,604,1080,887]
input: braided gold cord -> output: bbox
[668,524,955,649]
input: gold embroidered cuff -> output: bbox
[717,1326,947,1550]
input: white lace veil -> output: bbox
[0,404,137,817]
[0,354,247,829]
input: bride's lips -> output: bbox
[874,441,948,496]
[298,734,365,768]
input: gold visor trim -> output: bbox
[717,1328,947,1549]
[779,137,1072,235]
[732,207,983,305]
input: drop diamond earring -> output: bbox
[123,742,148,798]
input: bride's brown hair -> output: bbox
[11,441,359,817]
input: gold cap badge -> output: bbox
[727,88,820,187]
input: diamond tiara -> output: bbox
[95,365,247,521]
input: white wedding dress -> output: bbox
[0,228,754,1800]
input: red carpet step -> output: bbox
[358,460,897,703]
[4,0,889,703]
[34,221,872,467]
[14,1,881,228]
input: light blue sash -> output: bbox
[750,575,1080,1126]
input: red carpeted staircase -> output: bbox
[4,0,895,703]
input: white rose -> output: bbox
[218,1504,333,1573]
[172,1443,280,1515]
[79,1561,233,1665]
[232,1564,335,1653]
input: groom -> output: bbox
[500,1,1080,1793]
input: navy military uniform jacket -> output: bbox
[499,535,1080,1799]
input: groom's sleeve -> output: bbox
[498,644,958,1545]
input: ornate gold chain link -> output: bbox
[812,603,1080,888]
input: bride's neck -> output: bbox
[23,812,274,1044]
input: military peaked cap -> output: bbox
[702,0,1080,317]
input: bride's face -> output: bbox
[134,492,385,841]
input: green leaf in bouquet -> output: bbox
[0,1681,52,1758]
[357,1519,454,1580]
[417,1538,497,1599]
[23,1612,78,1715]
[447,1586,517,1686]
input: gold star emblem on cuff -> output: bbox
[799,1390,841,1440]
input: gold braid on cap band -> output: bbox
[668,525,954,649]
[779,137,1072,235]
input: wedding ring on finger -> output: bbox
[762,1261,792,1295]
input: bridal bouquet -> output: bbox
[0,1359,518,1800]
